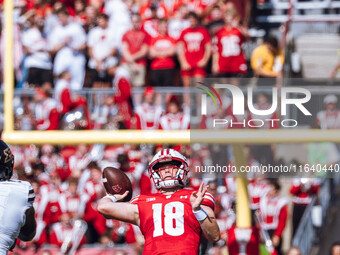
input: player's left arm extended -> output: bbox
[199,205,220,242]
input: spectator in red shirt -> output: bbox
[135,86,164,130]
[113,66,134,129]
[149,19,176,87]
[173,0,208,17]
[63,178,84,219]
[259,180,288,255]
[290,178,320,237]
[212,9,248,78]
[74,0,87,25]
[140,0,168,20]
[40,172,64,226]
[54,71,92,129]
[88,0,103,11]
[49,212,86,247]
[26,0,53,18]
[205,5,224,36]
[177,11,211,87]
[121,13,148,87]
[111,220,137,245]
[159,95,190,130]
[220,0,251,28]
[82,163,106,242]
[34,88,60,130]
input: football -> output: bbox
[102,167,133,202]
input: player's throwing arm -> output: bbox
[97,167,139,225]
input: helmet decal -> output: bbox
[0,140,14,181]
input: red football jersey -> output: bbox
[213,27,247,74]
[131,188,215,255]
[179,27,211,68]
[150,35,176,70]
[121,29,148,66]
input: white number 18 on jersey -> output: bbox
[152,202,185,237]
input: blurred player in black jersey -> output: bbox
[0,140,37,253]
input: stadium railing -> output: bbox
[3,85,340,129]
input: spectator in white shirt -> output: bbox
[168,5,190,40]
[87,13,118,88]
[0,23,23,87]
[104,0,131,50]
[22,15,53,90]
[48,8,86,90]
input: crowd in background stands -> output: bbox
[10,139,332,255]
[1,0,287,132]
[1,0,340,254]
[0,0,284,90]
[10,94,340,254]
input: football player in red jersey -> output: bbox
[98,148,220,254]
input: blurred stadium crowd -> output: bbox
[9,141,329,255]
[1,0,340,254]
[2,0,287,133]
[1,0,283,89]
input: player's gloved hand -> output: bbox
[104,191,129,202]
[190,183,209,211]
